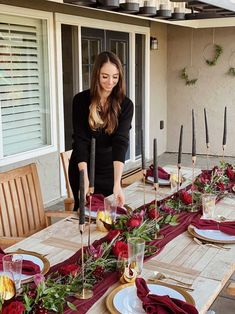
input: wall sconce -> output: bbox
[150,36,158,50]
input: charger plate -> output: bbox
[106,281,195,314]
[188,224,235,244]
[11,249,50,283]
[146,176,170,186]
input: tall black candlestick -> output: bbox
[222,106,227,146]
[141,129,146,170]
[204,108,209,148]
[192,109,196,158]
[79,169,85,225]
[178,125,183,165]
[153,138,158,183]
[89,137,96,191]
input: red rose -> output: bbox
[216,182,225,191]
[127,214,143,228]
[106,229,120,242]
[93,265,105,280]
[148,208,160,219]
[180,190,192,205]
[59,264,81,276]
[2,301,25,314]
[226,167,235,181]
[112,241,128,258]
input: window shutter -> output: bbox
[0,16,49,157]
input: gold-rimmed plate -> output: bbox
[10,249,50,283]
[188,224,235,244]
[106,281,195,314]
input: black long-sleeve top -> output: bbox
[71,89,134,164]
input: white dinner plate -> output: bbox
[147,176,170,186]
[193,227,235,242]
[85,208,122,219]
[9,250,50,283]
[113,284,186,314]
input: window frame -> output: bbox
[55,13,150,165]
[0,5,57,167]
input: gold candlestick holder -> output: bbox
[143,169,147,209]
[75,225,93,300]
[206,145,210,171]
[153,182,159,212]
[87,187,94,247]
[222,145,226,163]
[191,156,197,212]
[177,164,181,193]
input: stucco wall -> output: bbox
[149,22,168,157]
[167,25,235,157]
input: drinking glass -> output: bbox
[127,237,145,275]
[104,197,117,223]
[3,254,23,291]
[170,170,182,191]
[202,193,216,219]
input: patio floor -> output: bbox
[48,152,235,313]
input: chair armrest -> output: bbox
[0,236,25,246]
[44,211,78,226]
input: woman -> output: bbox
[69,51,134,210]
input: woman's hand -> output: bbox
[113,183,125,207]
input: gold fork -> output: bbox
[149,271,193,287]
[193,237,230,250]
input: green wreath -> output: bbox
[180,67,198,86]
[228,67,235,76]
[205,44,223,66]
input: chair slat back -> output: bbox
[0,163,46,238]
[60,150,73,199]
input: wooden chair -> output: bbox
[0,163,76,247]
[60,150,74,211]
[121,167,142,187]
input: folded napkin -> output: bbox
[146,165,170,181]
[191,217,235,236]
[136,278,198,314]
[86,194,127,215]
[0,250,40,276]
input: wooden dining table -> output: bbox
[6,166,235,314]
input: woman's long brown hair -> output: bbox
[89,51,125,134]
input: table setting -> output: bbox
[1,107,235,313]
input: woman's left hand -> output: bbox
[113,184,125,207]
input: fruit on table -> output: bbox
[96,210,112,232]
[0,275,16,300]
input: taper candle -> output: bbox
[79,169,85,225]
[141,129,146,170]
[153,138,158,183]
[222,106,227,146]
[192,109,196,157]
[178,125,183,165]
[204,108,209,148]
[89,137,96,190]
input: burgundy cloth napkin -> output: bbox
[136,278,198,314]
[146,165,170,180]
[0,249,40,276]
[86,194,127,215]
[191,217,235,236]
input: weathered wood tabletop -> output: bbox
[7,166,235,314]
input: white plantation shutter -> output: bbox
[0,15,51,157]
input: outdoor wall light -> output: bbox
[150,36,158,50]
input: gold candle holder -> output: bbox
[143,169,147,209]
[75,225,93,300]
[177,164,181,193]
[87,187,94,247]
[222,145,226,163]
[153,182,159,212]
[191,156,197,212]
[206,144,210,171]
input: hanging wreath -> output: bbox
[228,67,235,76]
[180,67,198,86]
[227,51,235,77]
[204,44,223,66]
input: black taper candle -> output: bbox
[89,137,96,190]
[141,129,146,170]
[153,138,158,183]
[178,125,183,165]
[222,106,227,146]
[204,108,209,148]
[192,109,196,157]
[79,169,85,225]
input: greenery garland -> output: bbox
[205,44,223,66]
[228,67,235,76]
[180,67,198,86]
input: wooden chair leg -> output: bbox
[64,198,74,211]
[226,282,235,296]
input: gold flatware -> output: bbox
[150,271,193,287]
[193,237,230,250]
[148,279,194,292]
